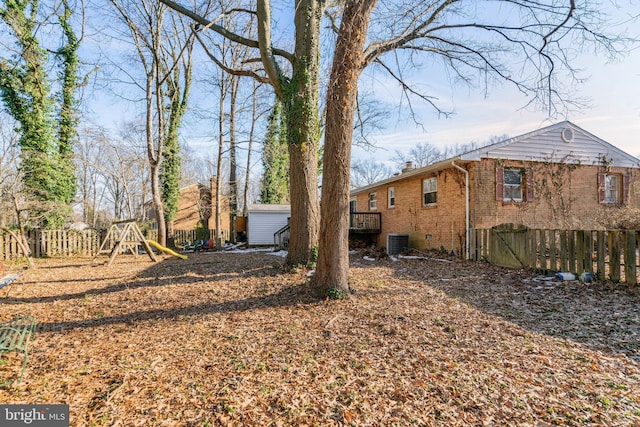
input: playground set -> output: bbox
[94,220,187,266]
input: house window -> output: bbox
[423,177,437,206]
[388,187,395,208]
[604,174,620,203]
[598,173,625,205]
[369,192,377,210]
[503,169,523,202]
[496,167,534,202]
[349,198,357,213]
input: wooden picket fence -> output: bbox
[471,224,639,285]
[0,228,232,260]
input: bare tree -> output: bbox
[75,126,110,227]
[314,0,633,293]
[214,66,227,245]
[350,159,393,188]
[160,0,323,266]
[0,114,34,267]
[391,142,445,169]
[242,80,260,217]
[76,121,151,226]
[159,0,633,292]
[314,0,378,293]
[108,0,196,246]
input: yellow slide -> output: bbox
[146,240,188,260]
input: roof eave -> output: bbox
[351,156,464,195]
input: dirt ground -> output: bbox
[0,249,639,426]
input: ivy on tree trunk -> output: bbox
[0,0,79,228]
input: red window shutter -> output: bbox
[525,169,535,201]
[496,167,504,201]
[622,174,630,205]
[597,172,605,204]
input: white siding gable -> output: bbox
[460,121,640,168]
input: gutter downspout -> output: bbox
[451,160,469,260]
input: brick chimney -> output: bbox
[402,161,414,173]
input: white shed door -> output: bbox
[248,212,290,245]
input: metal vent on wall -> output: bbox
[387,233,409,255]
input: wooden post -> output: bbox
[609,231,621,283]
[583,230,593,274]
[482,229,488,260]
[576,230,585,273]
[539,229,547,271]
[596,231,605,280]
[469,228,477,261]
[549,230,557,271]
[568,230,576,273]
[529,229,537,269]
[624,230,637,285]
[560,230,568,272]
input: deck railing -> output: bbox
[274,224,290,250]
[349,212,381,234]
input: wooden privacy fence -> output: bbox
[0,229,102,260]
[471,224,639,285]
[170,229,230,248]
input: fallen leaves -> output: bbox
[0,252,638,426]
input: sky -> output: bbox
[352,43,640,169]
[80,0,640,176]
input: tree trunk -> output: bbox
[244,80,258,217]
[285,0,323,267]
[146,68,166,246]
[313,0,377,293]
[151,163,166,245]
[215,75,226,247]
[229,76,239,243]
[7,194,34,269]
[2,228,34,269]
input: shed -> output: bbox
[247,204,291,246]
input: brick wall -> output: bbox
[354,167,467,255]
[207,177,231,232]
[174,178,231,232]
[353,158,639,255]
[472,158,639,230]
[174,184,211,230]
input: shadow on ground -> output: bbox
[34,252,319,333]
[392,258,640,362]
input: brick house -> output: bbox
[173,177,230,232]
[173,182,211,230]
[350,121,640,257]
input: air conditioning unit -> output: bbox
[387,233,409,255]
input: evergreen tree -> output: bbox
[260,100,289,204]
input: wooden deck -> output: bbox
[349,212,381,234]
